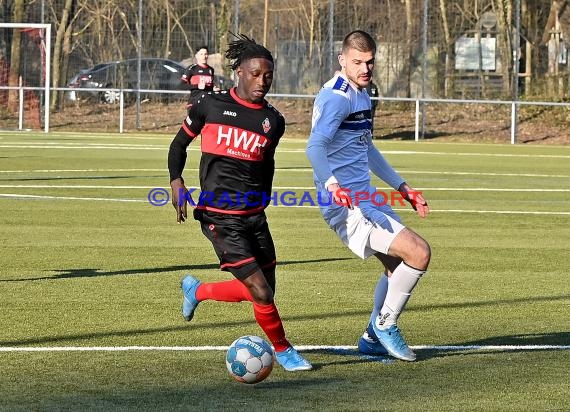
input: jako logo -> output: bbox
[223,110,237,117]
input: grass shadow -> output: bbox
[0,175,163,182]
[0,257,354,282]
[416,331,570,361]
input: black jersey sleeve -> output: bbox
[168,97,210,182]
[186,95,208,134]
[168,130,191,183]
[181,65,196,90]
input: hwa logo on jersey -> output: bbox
[223,110,237,117]
[262,118,271,133]
[215,125,268,160]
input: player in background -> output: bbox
[180,45,219,112]
[306,30,431,362]
[168,34,312,372]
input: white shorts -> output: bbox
[331,207,405,259]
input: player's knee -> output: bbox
[247,282,274,305]
[250,289,274,305]
[402,234,430,270]
[415,239,431,269]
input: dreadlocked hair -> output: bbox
[225,33,274,70]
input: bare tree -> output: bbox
[404,0,414,97]
[300,0,317,60]
[4,0,560,105]
[494,0,514,95]
[439,0,454,96]
[7,0,24,112]
[216,0,231,77]
[49,0,74,110]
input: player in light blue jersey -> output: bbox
[306,30,431,362]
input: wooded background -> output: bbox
[2,0,570,112]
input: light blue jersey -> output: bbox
[306,73,405,227]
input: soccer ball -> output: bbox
[226,335,274,384]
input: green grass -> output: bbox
[0,131,569,411]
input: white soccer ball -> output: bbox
[226,335,274,384]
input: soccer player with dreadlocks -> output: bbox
[168,34,312,371]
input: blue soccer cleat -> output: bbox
[372,322,416,362]
[275,347,313,371]
[358,322,389,356]
[181,275,201,321]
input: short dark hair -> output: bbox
[342,30,376,55]
[195,45,209,53]
[225,33,273,71]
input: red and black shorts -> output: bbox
[194,210,277,280]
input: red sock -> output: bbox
[195,279,252,302]
[253,302,290,352]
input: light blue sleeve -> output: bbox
[367,139,405,190]
[306,90,350,183]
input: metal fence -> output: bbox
[1,0,569,142]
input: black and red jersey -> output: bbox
[168,87,285,215]
[180,63,215,104]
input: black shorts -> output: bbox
[194,210,276,280]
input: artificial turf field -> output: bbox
[0,131,568,411]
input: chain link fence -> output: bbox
[1,0,569,142]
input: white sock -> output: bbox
[369,273,388,325]
[375,262,425,330]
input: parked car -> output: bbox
[67,58,228,104]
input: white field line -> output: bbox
[0,132,561,149]
[397,170,570,178]
[0,184,569,193]
[405,209,570,215]
[0,144,167,151]
[280,207,570,215]
[388,188,570,192]
[0,168,568,179]
[0,345,568,353]
[0,194,145,202]
[0,132,171,141]
[0,142,163,147]
[1,194,569,215]
[0,168,168,173]
[382,150,570,158]
[0,185,160,189]
[1,143,570,158]
[274,206,570,215]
